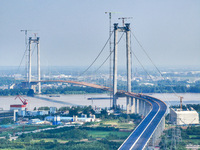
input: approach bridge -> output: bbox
[22,80,167,149]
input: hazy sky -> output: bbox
[0,0,200,70]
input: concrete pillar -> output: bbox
[147,103,152,114]
[37,37,41,94]
[113,23,118,110]
[135,98,139,114]
[28,37,32,88]
[126,97,130,114]
[131,97,135,113]
[149,116,166,148]
[135,98,137,114]
[144,102,149,116]
[31,85,36,93]
[141,100,144,115]
[139,100,143,115]
[143,100,146,116]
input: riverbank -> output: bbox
[0,93,199,111]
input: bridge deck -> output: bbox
[22,80,167,149]
[119,94,167,150]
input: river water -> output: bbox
[0,93,199,111]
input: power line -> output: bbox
[131,31,183,101]
[131,47,172,105]
[78,30,114,77]
[31,43,37,56]
[94,32,125,73]
[16,44,29,75]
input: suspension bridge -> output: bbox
[18,23,167,149]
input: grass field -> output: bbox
[87,130,131,139]
[100,119,135,130]
[0,125,54,138]
[32,139,69,143]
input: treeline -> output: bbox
[130,85,200,93]
[0,89,29,96]
[41,86,106,94]
[1,85,199,96]
[19,128,88,140]
[182,126,200,138]
[0,77,16,86]
[41,84,200,95]
[186,104,200,112]
[0,118,14,125]
[0,78,199,96]
[171,104,200,113]
[0,138,121,150]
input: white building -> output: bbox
[170,107,199,125]
[45,115,96,123]
[50,107,57,114]
[10,104,26,111]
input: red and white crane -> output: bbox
[15,95,28,105]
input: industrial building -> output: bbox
[170,107,199,125]
[45,114,96,123]
[0,110,18,122]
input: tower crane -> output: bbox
[15,95,28,105]
[20,29,38,81]
[105,11,120,108]
[118,17,133,26]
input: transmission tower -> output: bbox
[176,126,182,145]
[171,125,176,150]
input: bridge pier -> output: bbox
[139,99,143,115]
[141,100,145,115]
[128,98,151,116]
[126,97,130,114]
[135,98,139,114]
[147,114,165,149]
[143,100,146,116]
[144,102,149,116]
[127,97,136,114]
[131,97,135,113]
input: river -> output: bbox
[0,93,199,111]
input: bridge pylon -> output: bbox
[28,36,41,94]
[113,23,132,112]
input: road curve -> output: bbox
[118,93,167,150]
[24,80,167,149]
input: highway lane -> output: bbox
[118,94,167,150]
[132,96,167,149]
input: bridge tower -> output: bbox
[113,23,132,111]
[28,37,41,94]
